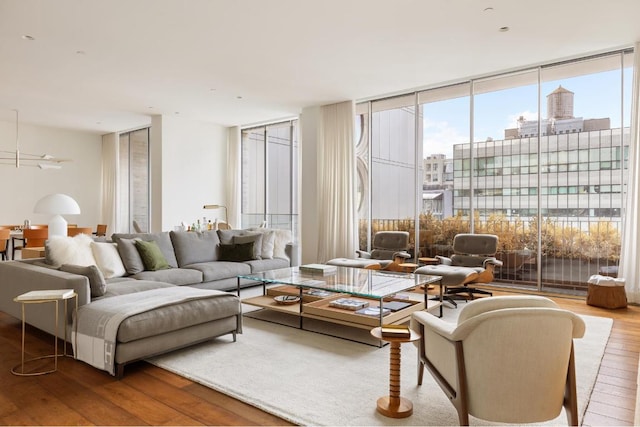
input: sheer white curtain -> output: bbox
[101,133,119,234]
[317,101,358,261]
[227,126,241,229]
[620,42,640,303]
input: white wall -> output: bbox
[150,115,228,232]
[0,119,102,227]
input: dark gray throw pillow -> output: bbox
[218,242,256,262]
[233,233,263,259]
[59,264,106,298]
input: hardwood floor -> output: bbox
[0,289,637,426]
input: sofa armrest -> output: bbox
[0,260,92,338]
[286,242,300,266]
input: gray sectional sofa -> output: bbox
[0,227,297,376]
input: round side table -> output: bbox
[370,326,421,418]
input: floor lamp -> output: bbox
[34,194,81,238]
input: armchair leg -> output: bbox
[564,344,579,426]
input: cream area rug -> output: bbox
[148,308,612,426]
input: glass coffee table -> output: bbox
[238,266,442,344]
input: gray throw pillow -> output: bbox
[59,264,106,298]
[233,233,263,259]
[116,237,145,275]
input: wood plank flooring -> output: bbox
[0,288,637,426]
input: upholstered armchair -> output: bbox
[410,296,586,425]
[415,233,502,305]
[355,231,411,267]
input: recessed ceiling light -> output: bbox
[210,88,216,92]
[22,35,35,41]
[175,112,180,115]
[483,7,494,12]
[76,50,86,55]
[236,96,243,99]
[499,26,510,32]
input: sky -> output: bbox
[422,67,633,159]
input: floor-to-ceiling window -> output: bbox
[358,48,633,294]
[241,120,298,238]
[118,127,150,233]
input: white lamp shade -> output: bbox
[34,193,81,238]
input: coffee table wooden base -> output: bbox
[376,395,413,418]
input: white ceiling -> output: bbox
[1,0,639,135]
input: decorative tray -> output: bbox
[274,295,300,305]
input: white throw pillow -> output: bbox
[260,230,276,259]
[91,241,126,279]
[46,234,96,267]
[272,229,292,260]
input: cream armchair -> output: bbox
[410,296,586,425]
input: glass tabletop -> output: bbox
[238,266,441,299]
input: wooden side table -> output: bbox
[11,289,78,376]
[370,326,421,418]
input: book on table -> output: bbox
[15,289,75,301]
[329,298,369,310]
[299,263,338,275]
[380,324,411,338]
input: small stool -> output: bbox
[586,274,627,309]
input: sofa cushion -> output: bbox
[183,261,251,282]
[233,233,263,259]
[131,268,204,286]
[90,242,126,279]
[244,258,290,273]
[135,240,170,271]
[111,232,178,268]
[60,264,106,297]
[116,238,145,275]
[97,280,176,299]
[219,242,256,262]
[116,290,240,343]
[170,230,219,266]
[45,234,96,267]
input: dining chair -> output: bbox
[0,228,10,260]
[22,228,49,249]
[67,227,93,237]
[93,224,107,237]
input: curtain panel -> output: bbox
[317,101,358,261]
[101,133,119,234]
[620,41,640,303]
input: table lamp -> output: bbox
[34,193,81,238]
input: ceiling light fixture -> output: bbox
[21,35,35,41]
[0,109,71,169]
[499,26,510,32]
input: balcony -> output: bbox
[360,214,620,295]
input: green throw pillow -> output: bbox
[219,242,255,262]
[135,240,170,271]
